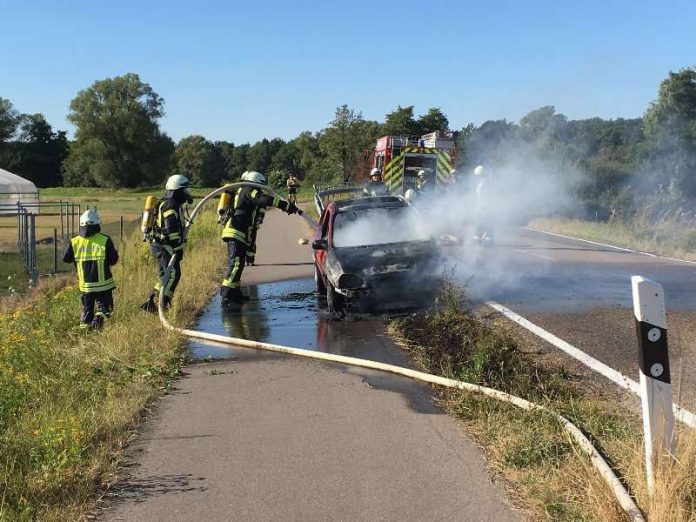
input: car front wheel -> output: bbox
[315,263,326,294]
[326,283,345,319]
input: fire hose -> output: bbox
[156,182,645,522]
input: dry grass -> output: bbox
[529,217,696,262]
[389,285,696,521]
[0,210,225,520]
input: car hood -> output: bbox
[329,239,434,278]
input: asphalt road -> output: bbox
[99,209,518,521]
[460,227,696,408]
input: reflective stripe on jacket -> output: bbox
[71,233,116,293]
[221,187,289,244]
[154,199,184,250]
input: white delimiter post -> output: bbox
[631,276,674,493]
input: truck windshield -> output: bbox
[333,206,430,248]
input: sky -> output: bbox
[2,0,696,144]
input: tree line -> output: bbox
[1,68,695,219]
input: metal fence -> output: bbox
[11,201,81,286]
[2,201,135,287]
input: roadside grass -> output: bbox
[388,283,694,521]
[0,210,225,520]
[529,216,696,262]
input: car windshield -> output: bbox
[332,206,430,248]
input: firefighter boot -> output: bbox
[140,293,157,313]
[221,287,249,307]
[90,313,105,330]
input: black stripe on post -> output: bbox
[635,320,670,384]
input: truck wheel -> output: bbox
[315,264,326,294]
[326,283,345,319]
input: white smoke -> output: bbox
[331,141,584,301]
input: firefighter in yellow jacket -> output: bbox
[63,209,119,330]
[219,171,298,305]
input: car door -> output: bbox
[314,205,332,278]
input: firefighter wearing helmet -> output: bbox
[473,165,493,243]
[140,174,193,312]
[364,168,389,196]
[218,171,299,305]
[63,209,119,329]
[416,169,433,194]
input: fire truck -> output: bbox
[371,131,456,194]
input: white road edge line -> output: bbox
[523,226,696,266]
[486,300,696,428]
[514,248,556,262]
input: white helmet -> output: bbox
[473,165,484,176]
[166,174,190,190]
[404,188,417,203]
[241,171,267,184]
[417,169,426,178]
[370,168,381,177]
[80,209,102,226]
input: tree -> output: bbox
[293,131,321,179]
[63,73,174,187]
[382,105,420,137]
[0,97,19,144]
[10,114,69,187]
[0,97,20,168]
[417,107,449,134]
[519,106,567,145]
[228,143,250,179]
[247,138,274,174]
[172,135,225,186]
[643,67,696,197]
[320,105,379,182]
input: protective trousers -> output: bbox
[220,239,247,301]
[150,243,182,306]
[80,290,114,329]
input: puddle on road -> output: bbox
[191,278,411,361]
[189,278,448,415]
[191,279,321,359]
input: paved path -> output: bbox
[100,209,518,521]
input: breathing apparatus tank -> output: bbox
[141,195,158,241]
[217,191,232,224]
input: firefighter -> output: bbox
[363,168,389,196]
[219,171,298,304]
[286,174,301,204]
[245,171,266,266]
[63,209,119,330]
[416,169,434,194]
[473,165,493,242]
[140,174,192,312]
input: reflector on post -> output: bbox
[632,275,674,494]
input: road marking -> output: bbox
[524,226,696,266]
[514,248,555,261]
[486,300,696,428]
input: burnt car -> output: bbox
[312,185,440,317]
